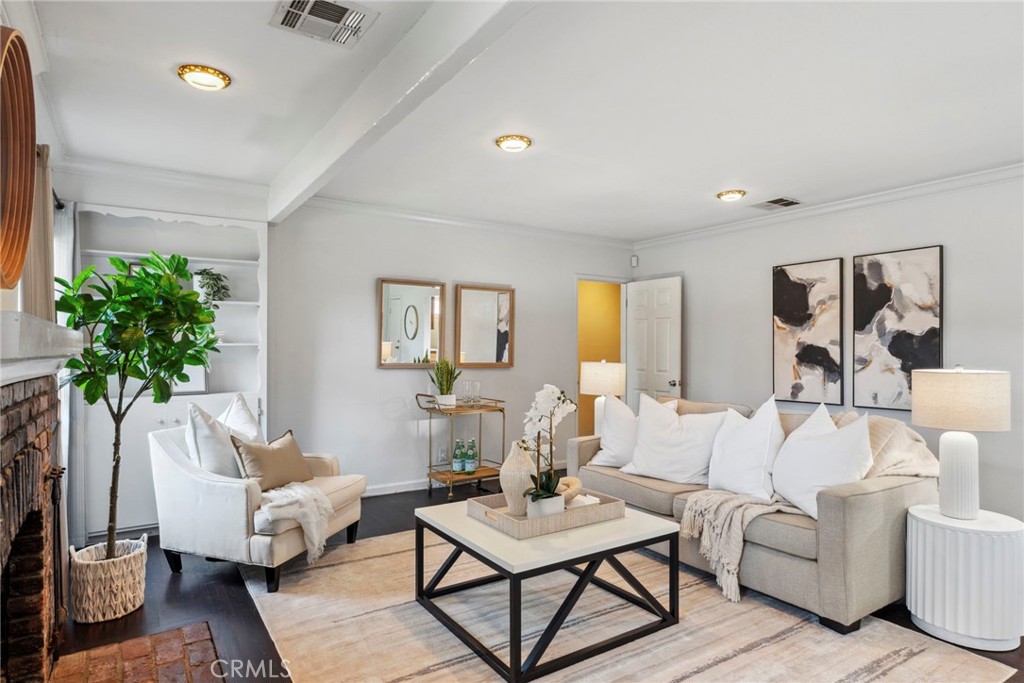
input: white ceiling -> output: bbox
[316,2,1024,240]
[23,1,1024,239]
[33,1,428,183]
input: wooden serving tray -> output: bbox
[466,491,625,540]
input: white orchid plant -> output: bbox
[517,384,577,502]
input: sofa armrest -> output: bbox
[566,436,602,477]
[304,453,340,477]
[816,476,938,625]
[149,434,262,564]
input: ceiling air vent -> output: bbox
[270,0,380,48]
[751,197,802,211]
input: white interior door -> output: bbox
[625,276,682,411]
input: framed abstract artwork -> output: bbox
[773,258,844,405]
[853,245,943,411]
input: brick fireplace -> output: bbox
[1,312,82,683]
[0,376,65,683]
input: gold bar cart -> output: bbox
[416,394,506,501]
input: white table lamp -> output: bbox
[580,361,626,437]
[911,368,1011,520]
[381,341,394,363]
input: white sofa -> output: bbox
[149,425,366,592]
[567,399,938,633]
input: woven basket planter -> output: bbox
[69,534,147,623]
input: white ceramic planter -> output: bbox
[69,534,147,623]
[435,394,457,407]
[527,494,565,519]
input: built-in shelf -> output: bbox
[81,249,258,268]
[217,342,259,348]
[215,300,260,307]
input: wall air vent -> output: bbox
[751,197,802,211]
[270,0,379,48]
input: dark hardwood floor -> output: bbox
[61,482,1023,682]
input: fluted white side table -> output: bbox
[906,504,1024,651]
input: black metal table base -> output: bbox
[415,521,679,683]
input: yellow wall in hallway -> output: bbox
[577,281,622,436]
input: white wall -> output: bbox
[268,203,631,494]
[634,178,1024,519]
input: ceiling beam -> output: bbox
[267,1,534,225]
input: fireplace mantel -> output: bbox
[0,312,83,386]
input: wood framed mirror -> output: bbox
[455,284,515,368]
[378,278,445,368]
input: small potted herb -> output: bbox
[428,359,461,407]
[194,267,231,309]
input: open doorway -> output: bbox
[577,280,624,436]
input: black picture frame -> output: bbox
[852,245,943,411]
[772,257,844,406]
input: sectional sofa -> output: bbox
[566,398,938,633]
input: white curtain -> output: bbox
[53,199,86,547]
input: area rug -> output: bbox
[52,622,219,682]
[242,531,1015,683]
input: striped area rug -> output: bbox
[242,530,1014,683]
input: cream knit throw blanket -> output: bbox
[680,491,801,602]
[261,481,334,564]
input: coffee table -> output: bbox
[415,501,680,683]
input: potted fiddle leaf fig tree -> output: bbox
[56,252,218,623]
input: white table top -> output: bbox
[909,504,1024,533]
[415,502,680,574]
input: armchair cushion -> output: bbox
[185,395,265,478]
[232,430,313,491]
[254,474,367,535]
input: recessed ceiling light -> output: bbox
[716,189,747,202]
[177,64,232,91]
[495,135,532,153]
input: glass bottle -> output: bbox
[465,438,479,475]
[452,439,465,473]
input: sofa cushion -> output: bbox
[744,513,818,560]
[591,395,639,467]
[670,491,818,560]
[254,474,366,535]
[579,464,704,516]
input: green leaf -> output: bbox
[83,377,106,405]
[109,257,130,274]
[72,266,96,292]
[65,358,86,371]
[54,276,72,289]
[151,375,171,403]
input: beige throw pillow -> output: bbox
[832,412,939,478]
[231,430,313,491]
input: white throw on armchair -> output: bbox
[148,426,366,592]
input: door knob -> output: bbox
[668,380,679,387]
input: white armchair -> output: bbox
[149,426,366,592]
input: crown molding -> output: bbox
[303,196,633,249]
[52,157,269,199]
[634,163,1024,250]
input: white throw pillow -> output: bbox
[591,395,639,467]
[708,396,785,500]
[621,395,725,484]
[773,405,873,519]
[218,393,265,444]
[185,404,243,478]
[184,395,264,478]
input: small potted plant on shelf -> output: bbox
[516,385,577,518]
[194,267,231,309]
[56,252,219,623]
[428,358,461,407]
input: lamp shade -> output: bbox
[580,361,626,396]
[911,369,1011,432]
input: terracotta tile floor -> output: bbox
[52,622,219,682]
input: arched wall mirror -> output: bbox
[455,284,515,368]
[378,278,445,368]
